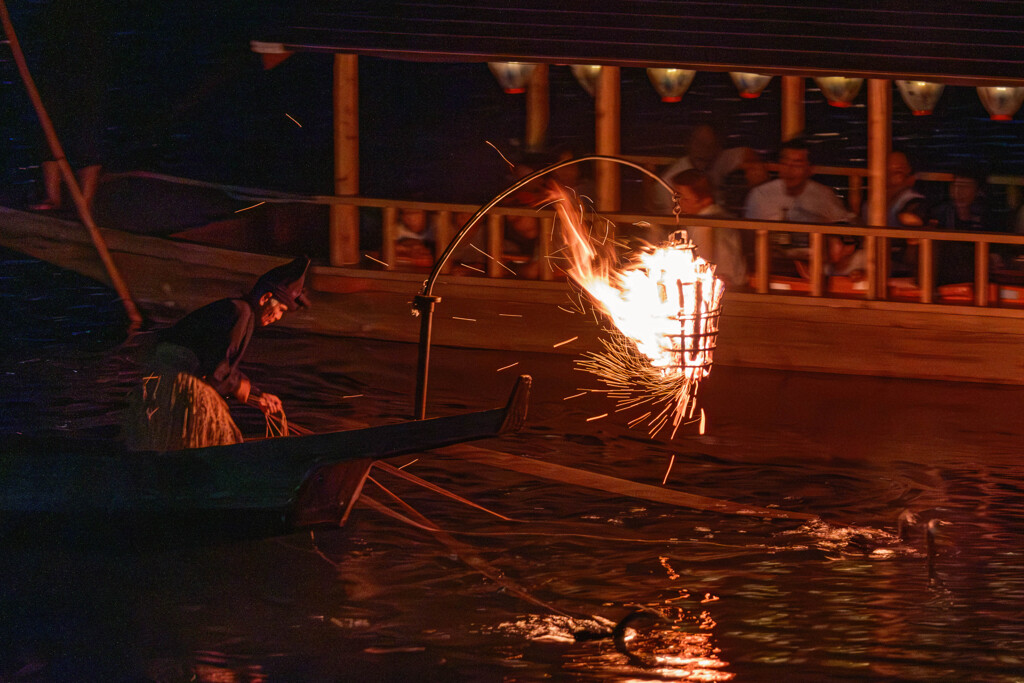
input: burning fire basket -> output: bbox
[413,155,723,436]
[657,233,722,383]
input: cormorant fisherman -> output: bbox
[124,257,311,451]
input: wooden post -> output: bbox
[539,216,555,281]
[526,64,549,152]
[435,210,453,274]
[781,76,805,142]
[381,206,398,270]
[974,241,990,307]
[809,231,825,297]
[331,54,360,265]
[866,78,891,301]
[595,66,621,212]
[486,214,505,278]
[919,238,934,304]
[755,230,770,293]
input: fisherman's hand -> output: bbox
[257,392,283,416]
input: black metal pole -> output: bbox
[412,294,441,420]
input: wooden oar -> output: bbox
[439,443,819,523]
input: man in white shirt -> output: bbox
[745,139,860,276]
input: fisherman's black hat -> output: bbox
[251,256,311,310]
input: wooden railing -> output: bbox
[332,194,1024,309]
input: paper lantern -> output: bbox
[487,62,537,94]
[647,68,696,102]
[571,64,603,96]
[976,86,1024,121]
[895,80,945,115]
[729,72,773,98]
[814,76,864,107]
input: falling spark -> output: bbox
[496,362,519,372]
[699,408,706,435]
[459,262,485,273]
[562,391,587,400]
[452,316,477,322]
[398,458,418,470]
[485,140,515,170]
[627,411,652,427]
[364,254,389,267]
[586,413,608,422]
[498,313,523,318]
[469,244,493,259]
[552,336,578,348]
[342,394,364,399]
[662,454,676,485]
[234,201,265,213]
[557,305,577,314]
[547,182,722,439]
[286,113,302,127]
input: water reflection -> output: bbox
[3,250,1024,682]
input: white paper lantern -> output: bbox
[488,62,537,94]
[814,76,864,107]
[895,80,945,116]
[729,72,773,99]
[976,86,1024,121]
[647,68,696,102]
[571,64,603,96]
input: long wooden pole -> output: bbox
[331,53,360,265]
[594,66,621,212]
[781,76,805,142]
[866,78,891,301]
[525,64,549,152]
[0,0,142,327]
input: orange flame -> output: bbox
[546,183,723,438]
[550,184,723,382]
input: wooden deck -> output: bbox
[3,205,1023,386]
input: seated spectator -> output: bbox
[927,164,1001,285]
[395,208,434,263]
[744,138,860,277]
[719,150,769,263]
[672,169,746,288]
[503,213,542,279]
[877,151,930,277]
[650,123,765,215]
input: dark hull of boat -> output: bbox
[0,375,531,542]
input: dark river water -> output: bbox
[2,248,1024,682]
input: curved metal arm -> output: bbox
[413,154,677,419]
[420,154,677,298]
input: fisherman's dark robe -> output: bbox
[124,296,263,451]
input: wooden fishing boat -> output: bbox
[0,374,530,542]
[3,2,1024,387]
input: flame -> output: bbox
[548,184,724,437]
